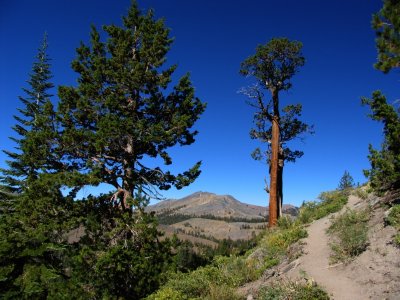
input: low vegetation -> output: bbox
[297,190,348,224]
[258,281,330,300]
[327,208,370,263]
[386,204,400,246]
[352,187,369,200]
[147,224,307,299]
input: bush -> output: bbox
[145,287,188,300]
[258,281,330,300]
[386,204,400,246]
[277,215,295,229]
[352,187,369,200]
[253,224,308,274]
[147,255,254,299]
[205,284,242,300]
[327,209,370,263]
[161,267,218,298]
[386,204,400,229]
[213,255,259,286]
[297,190,348,224]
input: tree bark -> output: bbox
[269,116,279,226]
[278,164,283,217]
[278,146,284,217]
[269,87,280,227]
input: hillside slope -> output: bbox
[239,193,400,299]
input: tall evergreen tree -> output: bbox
[0,35,75,299]
[58,1,206,210]
[363,0,400,194]
[1,33,58,191]
[240,38,309,226]
[55,1,205,297]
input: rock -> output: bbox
[247,248,268,270]
[384,207,393,226]
[280,258,300,274]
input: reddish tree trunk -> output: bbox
[269,116,279,226]
[278,146,284,217]
[268,87,280,227]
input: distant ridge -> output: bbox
[147,191,298,219]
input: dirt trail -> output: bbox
[239,193,400,299]
[285,195,367,300]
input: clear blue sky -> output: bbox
[0,0,398,207]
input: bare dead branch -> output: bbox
[264,177,270,193]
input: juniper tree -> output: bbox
[362,0,400,193]
[249,101,312,218]
[240,38,310,226]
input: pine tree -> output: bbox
[1,33,58,191]
[57,1,206,210]
[0,35,75,299]
[55,1,205,297]
[338,170,355,191]
[362,92,400,192]
[66,193,172,299]
[240,38,309,226]
[372,0,400,73]
[362,0,400,194]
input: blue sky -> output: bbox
[0,0,398,207]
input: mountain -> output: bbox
[147,191,298,220]
[147,192,298,243]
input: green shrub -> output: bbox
[150,255,258,299]
[258,281,330,300]
[394,234,400,246]
[145,287,188,300]
[387,204,400,229]
[262,226,307,257]
[213,256,258,286]
[205,284,241,300]
[387,204,400,246]
[254,224,308,275]
[327,209,370,263]
[277,215,294,229]
[352,187,369,200]
[298,190,348,224]
[162,267,218,298]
